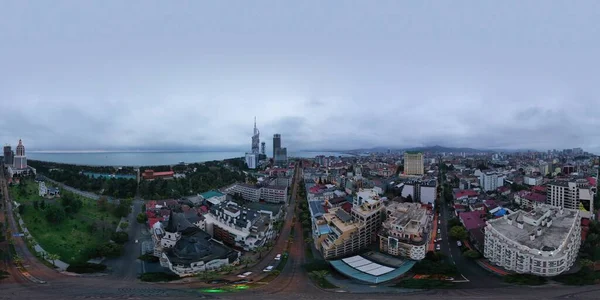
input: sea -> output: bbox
[27,151,351,166]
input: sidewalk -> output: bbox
[475,259,510,276]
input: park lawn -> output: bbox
[10,180,118,264]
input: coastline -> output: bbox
[27,151,351,167]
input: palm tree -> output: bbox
[311,270,329,280]
[47,253,60,268]
[13,255,23,266]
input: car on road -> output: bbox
[237,272,252,278]
[437,229,440,234]
[275,254,281,260]
[437,237,442,242]
[263,266,274,272]
[457,241,462,247]
[135,240,138,243]
[438,220,441,224]
[436,244,441,251]
[232,279,250,284]
[207,279,230,285]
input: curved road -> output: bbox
[3,163,600,299]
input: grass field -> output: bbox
[10,179,118,263]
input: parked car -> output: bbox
[436,244,441,251]
[263,266,274,272]
[275,254,282,260]
[437,229,440,234]
[237,271,252,278]
[456,241,462,247]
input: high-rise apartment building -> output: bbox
[317,188,383,259]
[379,202,431,260]
[481,172,502,191]
[547,179,595,218]
[403,152,424,175]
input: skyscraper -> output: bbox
[3,145,13,165]
[251,117,260,154]
[261,142,266,155]
[272,134,281,157]
[245,118,260,169]
[13,139,27,169]
[273,134,287,166]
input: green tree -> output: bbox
[579,258,594,269]
[449,226,468,241]
[18,204,25,215]
[32,200,39,210]
[47,253,60,268]
[97,196,109,211]
[136,213,148,224]
[119,222,129,231]
[111,231,129,244]
[255,246,266,259]
[240,257,254,268]
[45,205,66,224]
[40,200,46,210]
[98,242,123,258]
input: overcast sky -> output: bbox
[1,1,599,153]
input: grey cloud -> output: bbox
[1,1,600,154]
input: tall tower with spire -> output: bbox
[13,139,27,170]
[251,117,260,154]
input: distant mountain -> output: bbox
[403,145,493,153]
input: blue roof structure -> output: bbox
[200,190,224,199]
[329,255,416,284]
[494,208,508,217]
[308,201,325,218]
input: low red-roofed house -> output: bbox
[453,204,467,216]
[148,217,163,228]
[142,169,174,180]
[341,202,352,213]
[458,211,487,231]
[454,190,479,202]
[483,199,499,211]
[497,186,511,196]
[522,192,546,209]
[531,185,547,194]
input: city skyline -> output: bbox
[1,1,599,153]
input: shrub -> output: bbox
[66,262,107,274]
[45,205,66,224]
[138,254,159,263]
[111,231,129,244]
[98,242,123,258]
[504,274,547,286]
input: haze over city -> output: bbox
[1,1,599,153]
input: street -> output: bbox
[437,176,505,288]
[0,163,63,284]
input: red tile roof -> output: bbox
[531,185,546,193]
[148,217,163,228]
[459,211,487,230]
[588,177,597,187]
[454,190,479,199]
[524,193,546,203]
[341,202,352,213]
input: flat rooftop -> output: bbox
[487,205,579,251]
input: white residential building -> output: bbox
[223,183,288,204]
[204,201,274,251]
[524,176,543,186]
[481,172,499,191]
[379,202,431,260]
[484,205,581,277]
[153,212,240,277]
[548,179,595,219]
